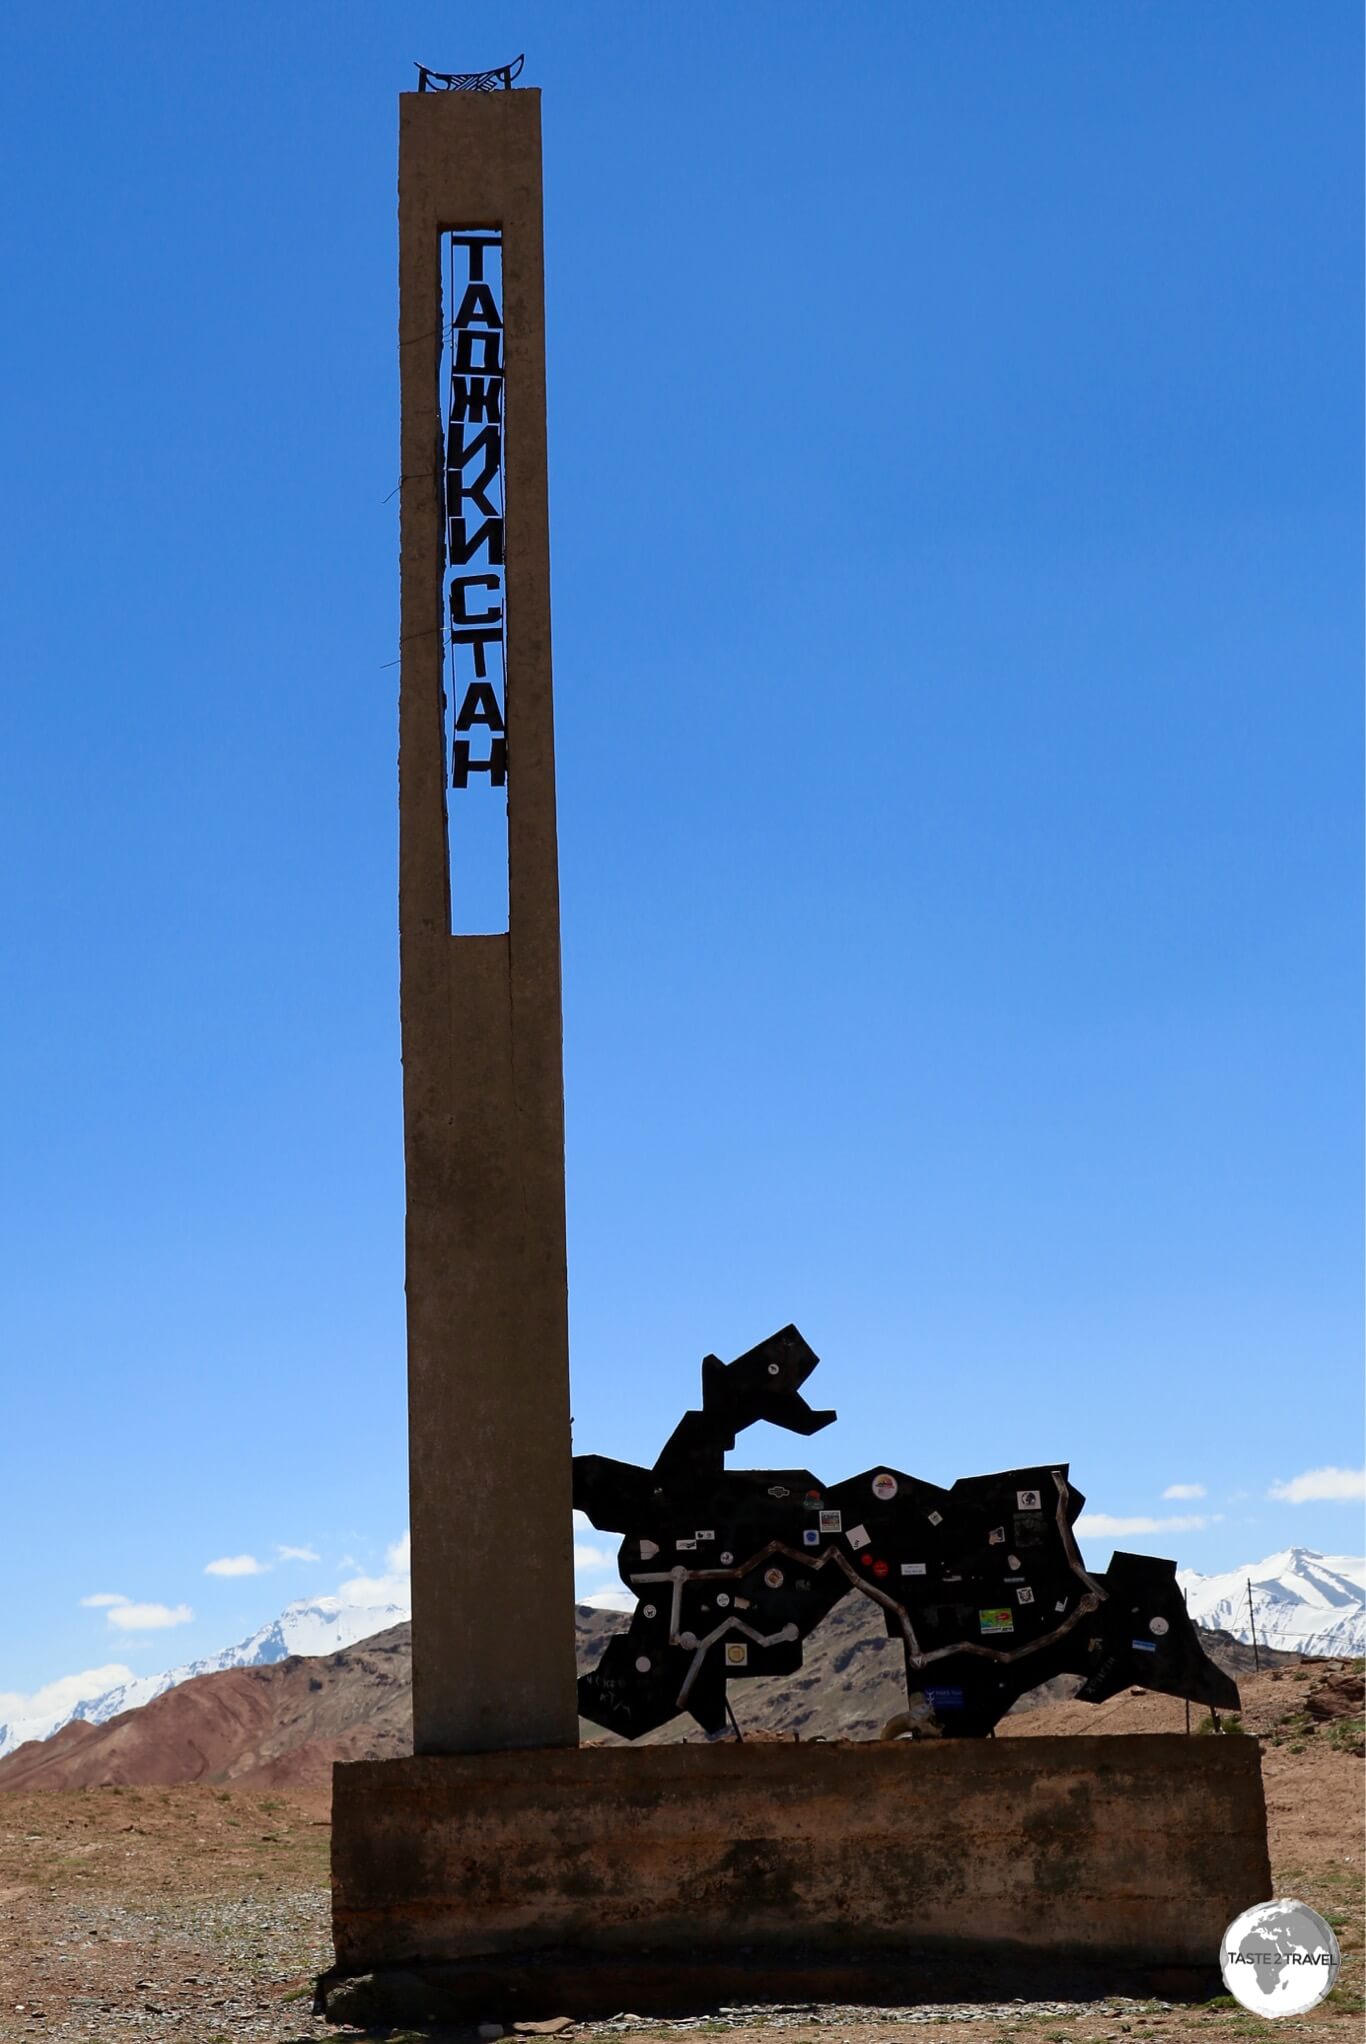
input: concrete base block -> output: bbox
[324,1738,1271,2022]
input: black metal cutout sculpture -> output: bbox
[416,57,525,93]
[574,1326,1239,1740]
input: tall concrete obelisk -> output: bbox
[398,81,578,1753]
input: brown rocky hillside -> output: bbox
[0,1600,1332,1793]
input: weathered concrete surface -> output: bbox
[327,1738,1271,2016]
[398,88,578,1753]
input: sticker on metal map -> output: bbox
[768,1486,789,1499]
[696,1529,715,1541]
[763,1567,784,1589]
[724,1642,748,1666]
[1149,1616,1169,1635]
[802,1528,820,1547]
[639,1539,658,1559]
[676,1537,696,1551]
[927,1509,943,1526]
[979,1608,1014,1634]
[1016,1488,1042,1510]
[1012,1513,1046,1546]
[872,1473,898,1501]
[988,1526,1005,1544]
[901,1561,927,1575]
[847,1524,871,1550]
[819,1510,842,1533]
[925,1686,965,1710]
[1017,1586,1034,1604]
[1132,1639,1157,1652]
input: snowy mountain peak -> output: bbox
[0,1594,411,1761]
[1177,1548,1365,1659]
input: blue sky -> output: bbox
[1,4,1361,1707]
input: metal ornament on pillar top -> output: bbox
[574,1325,1241,1741]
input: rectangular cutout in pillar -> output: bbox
[444,229,508,934]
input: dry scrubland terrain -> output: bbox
[0,1620,1359,2044]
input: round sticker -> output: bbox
[716,1593,730,1607]
[872,1558,890,1578]
[1220,1900,1340,2015]
[764,1567,784,1589]
[767,1362,780,1375]
[871,1473,898,1501]
[643,1603,656,1619]
[859,1553,872,1567]
[635,1655,651,1673]
[719,1551,734,1565]
[1149,1616,1169,1636]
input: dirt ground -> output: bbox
[0,1718,1359,2044]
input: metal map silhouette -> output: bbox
[573,1326,1239,1740]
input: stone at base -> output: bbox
[325,1738,1271,2023]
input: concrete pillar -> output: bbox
[398,87,579,1753]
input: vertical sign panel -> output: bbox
[444,231,509,933]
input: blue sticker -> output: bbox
[1131,1639,1157,1652]
[925,1686,965,1709]
[802,1528,820,1547]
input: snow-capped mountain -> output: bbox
[0,1595,410,1760]
[1177,1548,1364,1659]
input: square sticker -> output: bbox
[802,1527,820,1547]
[1016,1488,1042,1511]
[818,1510,842,1534]
[987,1526,1006,1544]
[846,1524,871,1550]
[724,1642,748,1667]
[1016,1586,1035,1605]
[979,1608,1014,1634]
[927,1510,943,1526]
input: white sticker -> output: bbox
[1149,1616,1169,1636]
[719,1551,734,1565]
[988,1526,1006,1545]
[768,1485,790,1499]
[1016,1489,1042,1511]
[716,1593,730,1607]
[871,1473,898,1501]
[766,1362,780,1376]
[725,1642,748,1665]
[1007,1554,1021,1570]
[696,1529,715,1542]
[1017,1587,1035,1605]
[643,1603,656,1619]
[802,1528,820,1547]
[678,1630,697,1648]
[639,1539,659,1559]
[944,1572,962,1582]
[901,1562,927,1576]
[764,1567,784,1589]
[819,1510,842,1533]
[676,1538,696,1551]
[635,1655,651,1672]
[846,1524,871,1551]
[1055,1600,1067,1613]
[927,1510,943,1526]
[734,1596,751,1610]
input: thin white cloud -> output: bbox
[1075,1512,1216,1537]
[1161,1483,1206,1501]
[1269,1466,1366,1505]
[338,1531,411,1610]
[204,1554,267,1578]
[79,1592,130,1609]
[104,1602,194,1633]
[276,1544,320,1564]
[0,1665,136,1726]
